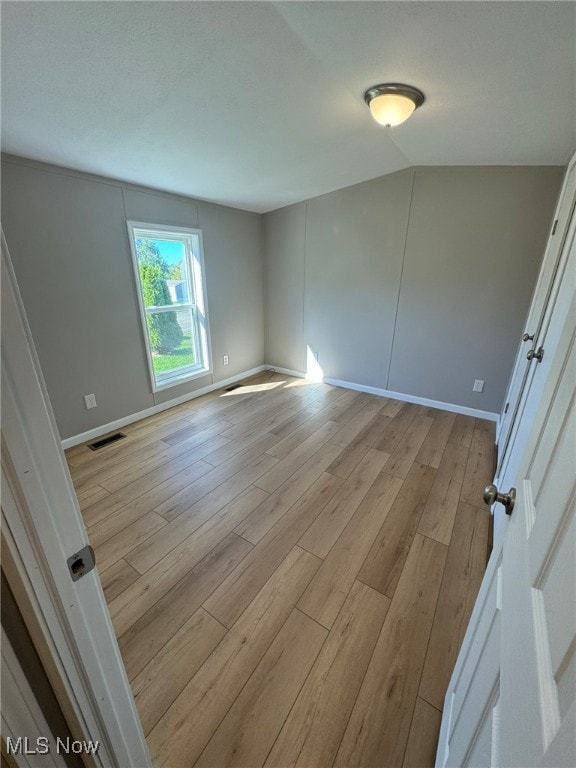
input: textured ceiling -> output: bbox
[2,1,575,213]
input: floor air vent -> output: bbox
[88,432,126,451]
[223,383,242,392]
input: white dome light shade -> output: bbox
[370,93,416,128]
[368,93,416,127]
[364,84,425,128]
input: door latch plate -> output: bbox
[67,545,96,582]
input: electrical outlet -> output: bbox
[84,393,97,409]
[223,355,229,366]
[473,379,485,393]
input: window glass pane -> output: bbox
[135,237,187,308]
[146,308,197,378]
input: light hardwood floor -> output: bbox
[66,372,494,768]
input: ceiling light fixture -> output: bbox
[364,83,425,127]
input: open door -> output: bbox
[436,173,576,766]
[1,232,151,767]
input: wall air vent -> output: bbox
[88,432,126,451]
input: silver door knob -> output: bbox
[483,484,516,515]
[522,332,535,342]
[527,346,544,362]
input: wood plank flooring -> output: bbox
[66,372,495,768]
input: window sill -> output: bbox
[152,366,212,393]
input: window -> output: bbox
[127,222,211,391]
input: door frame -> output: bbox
[437,211,576,768]
[493,151,576,546]
[496,152,576,477]
[437,155,576,766]
[1,232,151,767]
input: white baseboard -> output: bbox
[62,362,498,449]
[61,365,267,449]
[265,365,309,379]
[266,366,499,422]
[323,376,499,421]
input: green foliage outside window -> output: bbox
[136,239,183,354]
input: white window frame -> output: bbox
[127,221,212,392]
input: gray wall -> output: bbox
[305,170,413,388]
[2,155,562,438]
[2,156,264,439]
[264,166,562,414]
[263,202,306,373]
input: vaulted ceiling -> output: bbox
[2,1,575,212]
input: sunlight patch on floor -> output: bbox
[283,378,312,389]
[219,381,285,396]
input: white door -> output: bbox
[437,180,576,767]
